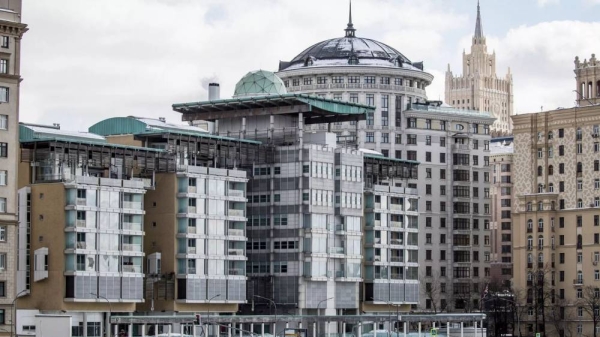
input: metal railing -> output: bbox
[122,265,141,273]
[228,268,244,276]
[123,201,142,210]
[229,209,245,217]
[229,189,244,198]
[76,198,86,206]
[330,247,344,254]
[228,229,244,236]
[76,220,87,228]
[122,222,142,231]
[228,248,244,256]
[122,243,142,252]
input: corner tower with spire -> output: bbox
[345,0,356,37]
[445,1,514,136]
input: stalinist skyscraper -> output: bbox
[445,1,513,136]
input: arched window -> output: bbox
[549,183,554,192]
[551,236,555,248]
[528,253,533,263]
[456,124,464,131]
[577,127,583,141]
[548,131,553,139]
[527,202,532,211]
[538,184,544,193]
[528,236,533,249]
[582,82,587,98]
[538,235,544,248]
[577,270,583,283]
[548,147,553,158]
[548,165,554,175]
[577,162,583,173]
[527,219,533,230]
[578,198,583,208]
[538,201,543,210]
[538,219,544,230]
[578,235,583,248]
[537,166,543,176]
[538,253,544,263]
[348,55,359,65]
[589,82,594,99]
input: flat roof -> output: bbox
[173,93,374,124]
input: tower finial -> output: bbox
[345,0,356,37]
[474,0,483,39]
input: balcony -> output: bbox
[228,268,244,276]
[330,247,344,254]
[122,265,141,273]
[391,273,403,280]
[390,204,403,211]
[122,222,142,231]
[527,263,533,269]
[452,144,471,152]
[229,209,245,217]
[336,270,345,278]
[76,242,87,249]
[188,186,197,193]
[390,239,403,246]
[123,201,142,210]
[229,189,244,198]
[188,206,197,213]
[335,224,345,232]
[228,229,244,237]
[573,279,584,286]
[188,268,197,275]
[390,221,403,228]
[228,248,244,256]
[187,226,197,234]
[390,256,403,262]
[122,243,142,252]
[76,198,86,206]
[187,247,197,254]
[374,272,388,279]
[76,220,86,228]
[371,256,381,262]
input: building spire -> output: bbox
[345,0,356,37]
[474,0,483,39]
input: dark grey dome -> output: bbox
[290,37,411,64]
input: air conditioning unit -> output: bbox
[374,256,381,261]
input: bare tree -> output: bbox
[420,271,446,313]
[547,298,577,337]
[579,286,600,337]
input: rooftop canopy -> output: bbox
[173,93,373,125]
[88,116,261,145]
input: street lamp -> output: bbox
[316,297,333,337]
[11,289,28,337]
[207,294,221,317]
[91,293,112,337]
[253,295,277,321]
[385,301,400,337]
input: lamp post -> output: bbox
[316,297,333,337]
[11,289,28,337]
[206,294,221,337]
[254,295,278,335]
[91,293,112,337]
[385,301,400,337]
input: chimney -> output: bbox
[208,83,220,101]
[158,117,166,123]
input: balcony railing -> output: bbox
[228,248,244,256]
[390,204,403,211]
[335,224,345,232]
[76,242,86,249]
[76,220,87,228]
[229,189,244,198]
[336,270,345,278]
[390,256,403,262]
[228,229,244,237]
[330,247,344,254]
[374,272,388,279]
[390,239,403,245]
[188,186,197,193]
[76,198,86,206]
[188,206,197,213]
[391,273,404,280]
[187,247,197,254]
[229,209,245,217]
[123,201,142,210]
[574,279,584,286]
[187,226,197,234]
[122,222,142,231]
[122,265,141,273]
[122,243,142,252]
[188,268,197,275]
[390,221,403,228]
[228,268,244,276]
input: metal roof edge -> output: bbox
[364,153,420,165]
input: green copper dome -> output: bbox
[233,70,287,98]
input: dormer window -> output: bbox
[348,55,359,65]
[304,57,314,66]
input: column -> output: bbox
[418,322,421,337]
[141,324,146,337]
[475,321,478,337]
[357,323,362,337]
[83,313,88,337]
[403,322,407,337]
[251,324,254,336]
[342,322,346,337]
[261,323,265,337]
[239,323,243,337]
[217,324,221,337]
[228,324,232,337]
[446,322,450,337]
[167,324,172,337]
[154,324,158,337]
[313,323,317,337]
[460,322,464,337]
[114,325,118,337]
[480,319,483,337]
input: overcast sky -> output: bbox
[19,0,600,130]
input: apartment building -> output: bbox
[512,53,600,337]
[402,103,495,312]
[489,138,514,286]
[173,69,421,335]
[0,1,26,335]
[89,116,255,317]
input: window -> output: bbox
[440,121,446,131]
[348,76,359,84]
[0,143,6,158]
[0,36,7,49]
[0,115,6,131]
[559,163,564,174]
[425,119,432,129]
[440,169,446,179]
[558,128,564,138]
[303,78,312,85]
[407,135,417,145]
[559,145,564,156]
[364,76,375,84]
[425,135,431,145]
[365,132,374,143]
[381,133,389,143]
[440,153,446,163]
[426,168,432,178]
[407,151,417,161]
[425,152,431,162]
